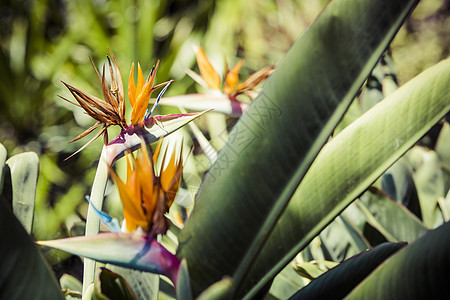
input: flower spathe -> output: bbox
[60,50,171,159]
[109,139,183,237]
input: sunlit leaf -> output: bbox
[291,242,405,299]
[356,188,427,243]
[293,260,339,281]
[0,143,6,195]
[196,277,233,300]
[5,152,39,234]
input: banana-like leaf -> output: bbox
[0,143,6,195]
[196,277,233,300]
[357,188,427,243]
[0,197,63,299]
[176,260,193,300]
[346,222,450,299]
[319,215,370,262]
[245,58,450,298]
[268,263,306,300]
[291,242,406,300]
[106,265,159,300]
[410,148,446,227]
[96,268,138,300]
[60,274,82,297]
[151,94,248,117]
[177,0,419,297]
[381,158,422,218]
[38,234,181,286]
[435,122,450,169]
[5,152,39,234]
[293,260,339,281]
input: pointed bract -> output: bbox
[196,47,221,90]
[223,59,245,94]
[128,62,136,106]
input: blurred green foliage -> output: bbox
[0,0,448,288]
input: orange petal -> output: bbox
[196,47,221,90]
[128,62,136,107]
[130,61,160,124]
[130,81,152,124]
[136,63,145,96]
[110,168,148,231]
[126,153,134,181]
[223,59,244,94]
[152,138,163,165]
[135,145,158,220]
[160,148,183,207]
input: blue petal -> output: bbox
[146,81,173,119]
[85,196,121,233]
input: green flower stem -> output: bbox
[82,146,109,298]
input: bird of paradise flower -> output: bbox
[110,139,184,237]
[151,46,274,116]
[59,50,204,161]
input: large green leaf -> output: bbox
[267,263,306,300]
[106,265,159,300]
[0,195,63,299]
[356,188,427,243]
[0,143,6,195]
[435,122,450,170]
[291,242,405,300]
[381,158,422,218]
[176,260,193,300]
[178,0,419,297]
[96,268,138,300]
[319,215,370,262]
[5,152,39,234]
[346,222,450,299]
[410,147,446,227]
[245,58,450,298]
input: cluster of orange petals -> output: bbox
[110,140,183,236]
[195,47,274,98]
[60,50,169,158]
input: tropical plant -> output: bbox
[1,0,449,299]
